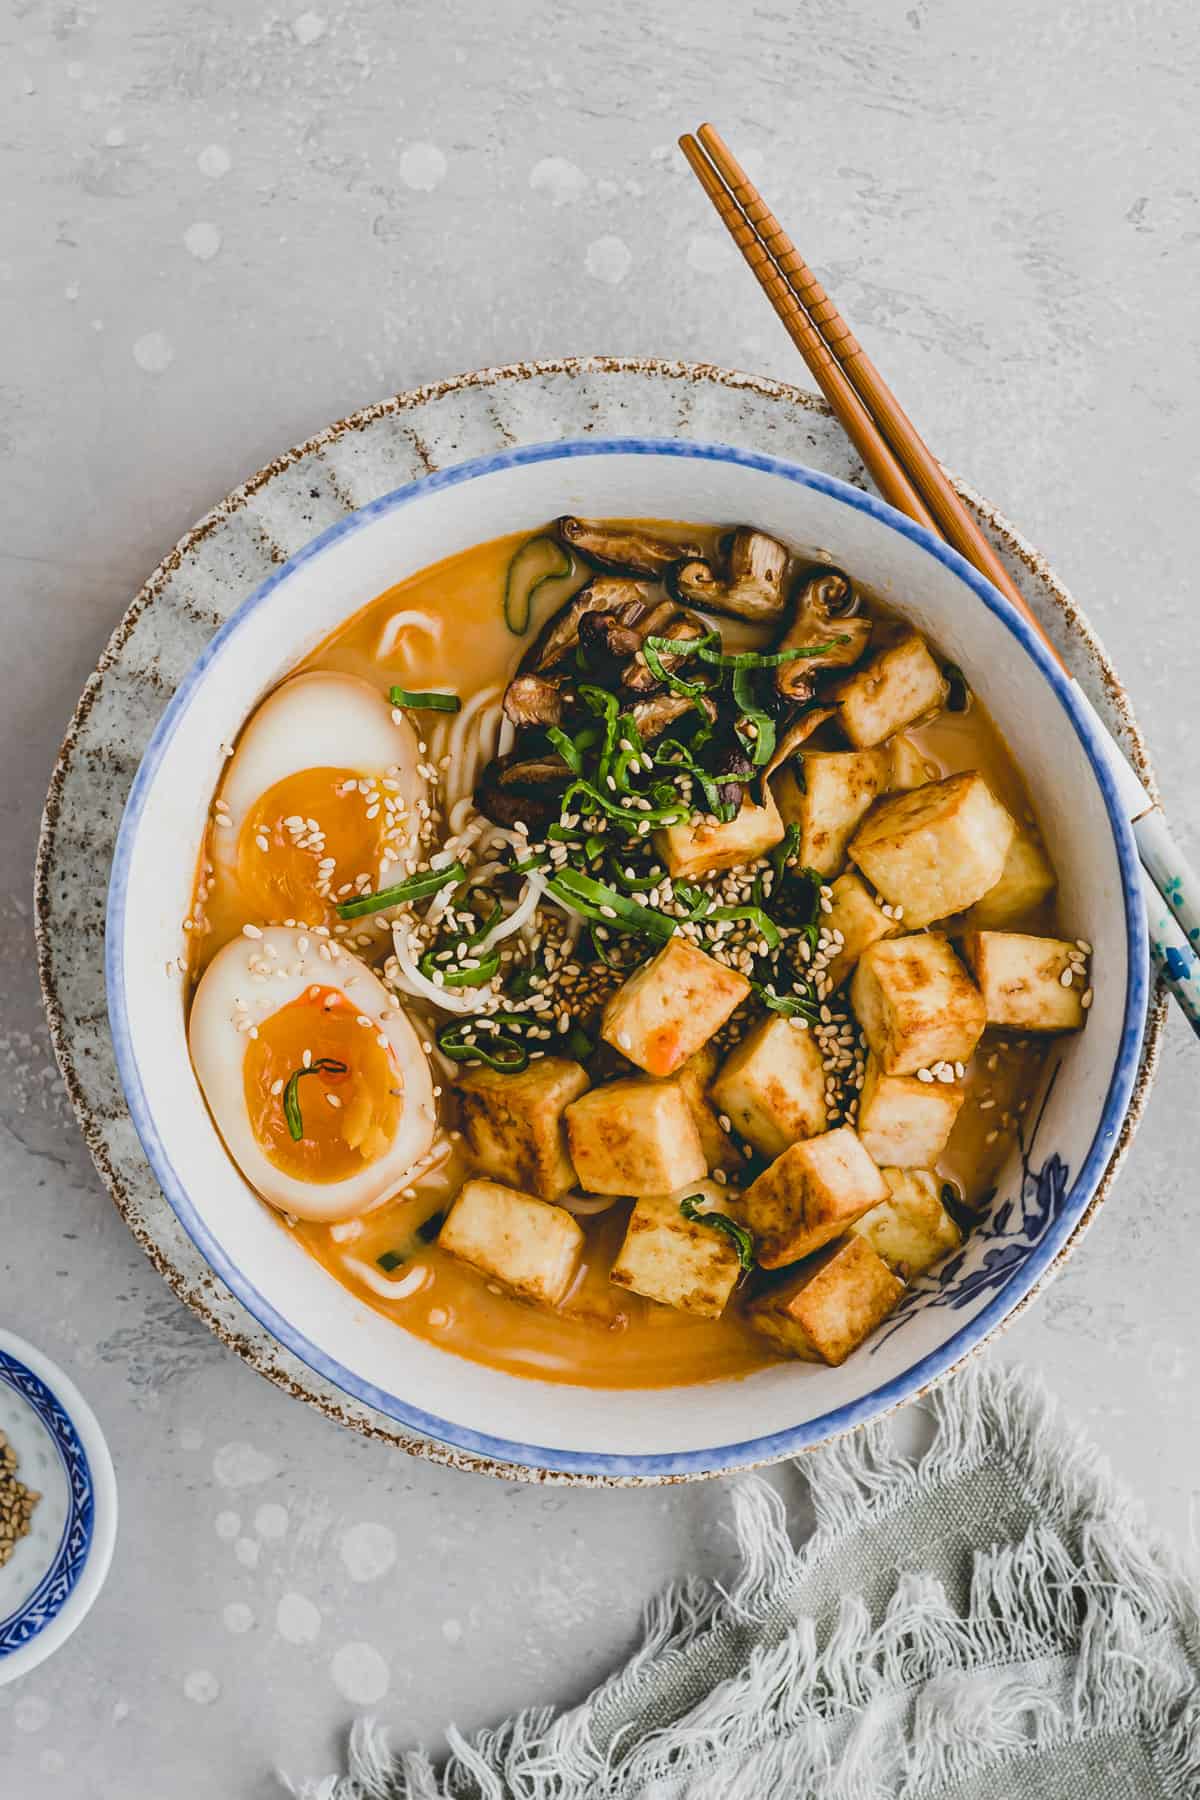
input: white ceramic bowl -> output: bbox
[0,1331,117,1683]
[106,439,1148,1479]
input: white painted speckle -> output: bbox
[584,235,632,285]
[64,282,79,301]
[686,234,736,275]
[330,1641,389,1705]
[441,1617,463,1645]
[183,1670,220,1705]
[399,142,446,192]
[180,1426,204,1451]
[184,222,222,262]
[276,1591,321,1645]
[132,331,174,374]
[213,1442,277,1488]
[292,11,327,45]
[529,157,587,207]
[39,1750,65,1776]
[66,61,84,80]
[255,1501,289,1541]
[198,144,231,179]
[234,1536,260,1569]
[222,1602,255,1635]
[112,1701,130,1724]
[595,177,619,201]
[103,125,125,147]
[338,1520,396,1583]
[14,1696,50,1732]
[214,1509,241,1541]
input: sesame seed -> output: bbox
[242,923,263,940]
[1076,939,1092,954]
[1081,988,1094,1009]
[1060,968,1074,987]
[916,1068,935,1084]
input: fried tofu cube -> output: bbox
[960,931,1087,1032]
[851,934,987,1075]
[849,771,1016,926]
[849,1167,961,1280]
[655,788,784,881]
[564,1078,706,1195]
[456,1056,589,1201]
[855,1052,964,1167]
[610,1180,743,1318]
[821,872,901,988]
[773,749,890,876]
[748,1236,904,1364]
[709,1015,827,1157]
[837,632,949,749]
[962,830,1057,929]
[439,1178,583,1307]
[661,1047,741,1173]
[888,735,936,791]
[600,937,750,1078]
[741,1126,889,1268]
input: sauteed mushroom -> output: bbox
[475,754,568,833]
[628,691,718,742]
[774,566,873,700]
[620,604,709,695]
[668,528,789,622]
[761,704,837,780]
[530,577,653,673]
[502,673,564,729]
[557,517,702,579]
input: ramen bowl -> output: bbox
[106,438,1148,1479]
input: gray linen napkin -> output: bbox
[294,1360,1200,1799]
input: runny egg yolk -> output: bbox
[242,986,402,1184]
[235,767,397,923]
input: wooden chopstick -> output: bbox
[677,135,936,531]
[685,124,1065,671]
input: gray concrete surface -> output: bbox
[1,1,1198,1793]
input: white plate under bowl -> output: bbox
[103,435,1149,1481]
[0,1331,117,1684]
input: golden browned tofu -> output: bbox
[962,830,1057,929]
[610,1183,744,1318]
[849,772,1016,927]
[773,749,890,877]
[747,1236,904,1364]
[438,1178,584,1307]
[851,934,987,1075]
[456,1056,589,1201]
[600,937,750,1078]
[661,1046,742,1173]
[710,1015,827,1157]
[655,789,784,881]
[960,931,1087,1032]
[888,735,936,791]
[741,1126,889,1268]
[836,633,949,749]
[564,1078,706,1195]
[822,872,901,988]
[855,1052,964,1168]
[850,1167,961,1280]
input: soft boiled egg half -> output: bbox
[189,926,437,1222]
[211,671,425,926]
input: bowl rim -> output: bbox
[0,1329,118,1684]
[105,434,1149,1479]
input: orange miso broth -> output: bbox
[184,521,1072,1390]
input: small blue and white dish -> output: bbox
[0,1330,117,1684]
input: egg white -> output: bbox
[212,670,425,901]
[189,926,437,1223]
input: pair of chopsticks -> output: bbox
[680,124,1200,1037]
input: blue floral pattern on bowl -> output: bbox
[0,1349,95,1656]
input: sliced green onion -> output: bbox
[376,1249,406,1273]
[335,861,466,919]
[564,1026,594,1061]
[437,1017,530,1072]
[418,945,502,989]
[388,687,461,713]
[546,726,585,774]
[282,1058,349,1141]
[641,633,713,697]
[545,867,676,942]
[770,822,801,880]
[752,981,820,1021]
[679,1195,755,1273]
[732,663,776,768]
[708,903,781,950]
[416,1210,446,1242]
[697,637,849,670]
[503,534,572,635]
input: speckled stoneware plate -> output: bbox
[0,1330,117,1683]
[36,359,1165,1486]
